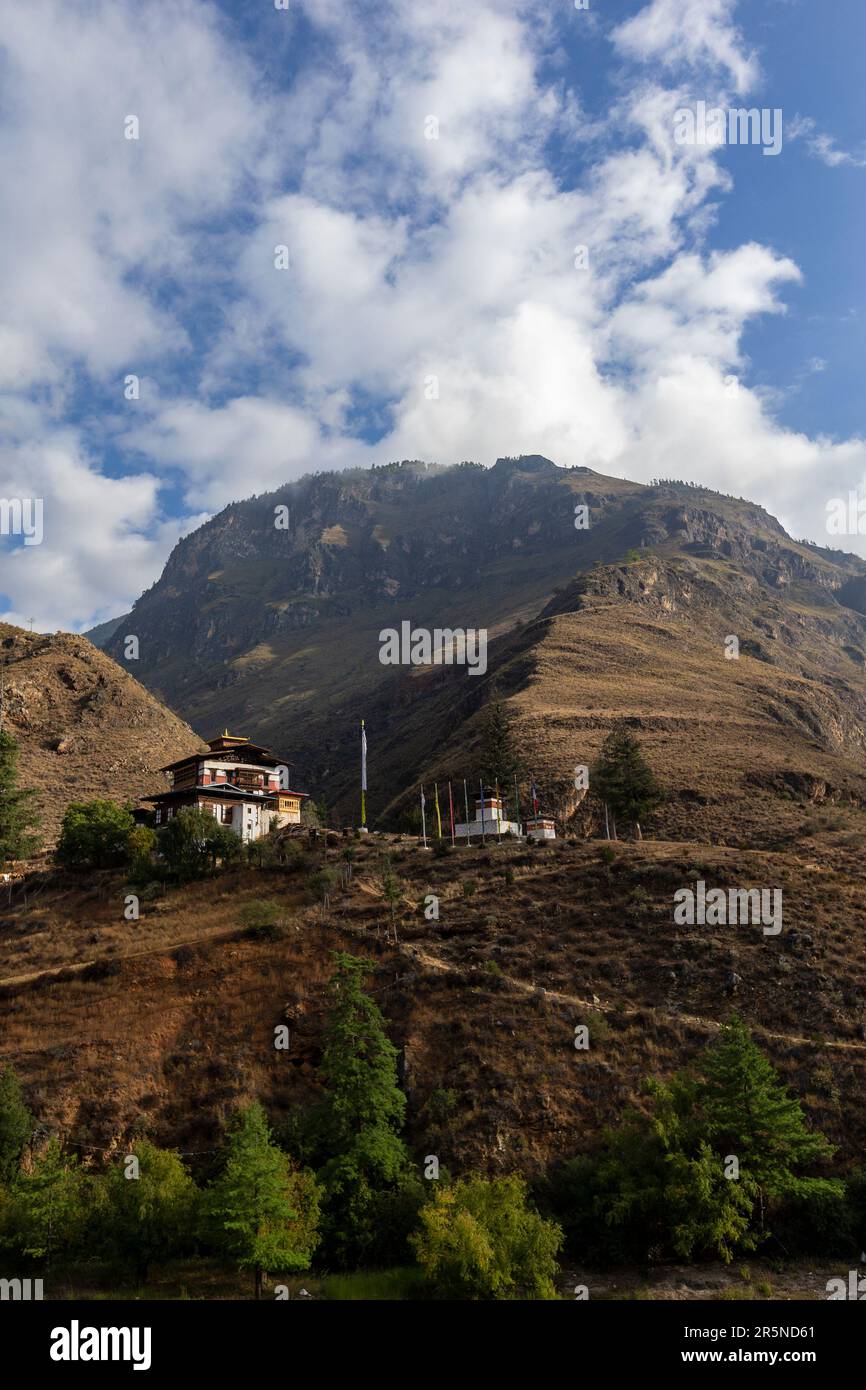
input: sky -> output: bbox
[0,0,864,632]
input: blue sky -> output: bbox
[0,0,864,630]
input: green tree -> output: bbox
[478,695,520,798]
[205,1103,320,1298]
[591,722,661,839]
[0,730,40,864]
[0,1140,91,1266]
[412,1174,563,1299]
[0,1065,34,1182]
[158,806,242,879]
[308,865,338,909]
[126,824,157,880]
[315,952,409,1266]
[301,799,324,828]
[699,1016,841,1232]
[102,1141,198,1280]
[56,799,136,870]
[550,1020,841,1263]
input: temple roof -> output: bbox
[159,732,293,773]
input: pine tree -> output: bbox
[591,721,661,839]
[206,1102,320,1299]
[478,695,520,804]
[698,1016,841,1231]
[0,1065,34,1181]
[316,952,408,1266]
[0,730,40,865]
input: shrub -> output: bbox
[411,1174,563,1299]
[308,867,338,908]
[424,1088,458,1127]
[158,807,243,879]
[240,899,291,940]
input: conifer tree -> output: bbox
[0,1065,34,1181]
[699,1015,840,1230]
[206,1102,320,1299]
[0,730,40,864]
[478,694,520,810]
[591,721,661,839]
[316,952,408,1265]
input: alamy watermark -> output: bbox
[673,880,782,935]
[674,102,783,157]
[0,1276,43,1300]
[379,621,487,676]
[826,491,866,536]
[0,497,43,546]
[827,1270,866,1300]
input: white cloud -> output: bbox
[612,0,759,95]
[787,115,866,169]
[122,396,342,511]
[0,0,265,387]
[0,425,196,632]
[1,0,864,635]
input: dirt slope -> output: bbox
[0,623,202,846]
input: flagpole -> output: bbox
[479,779,486,843]
[360,719,367,831]
[463,779,470,846]
[514,774,522,836]
[434,783,442,841]
[495,779,502,842]
[420,785,427,848]
[448,781,455,847]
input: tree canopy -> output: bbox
[591,722,661,837]
[315,952,409,1266]
[0,730,40,864]
[205,1102,320,1298]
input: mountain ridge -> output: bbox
[89,457,866,837]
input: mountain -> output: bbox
[0,623,202,846]
[83,613,131,648]
[100,456,866,843]
[6,461,866,1208]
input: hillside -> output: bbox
[2,832,865,1175]
[94,456,866,843]
[0,623,202,846]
